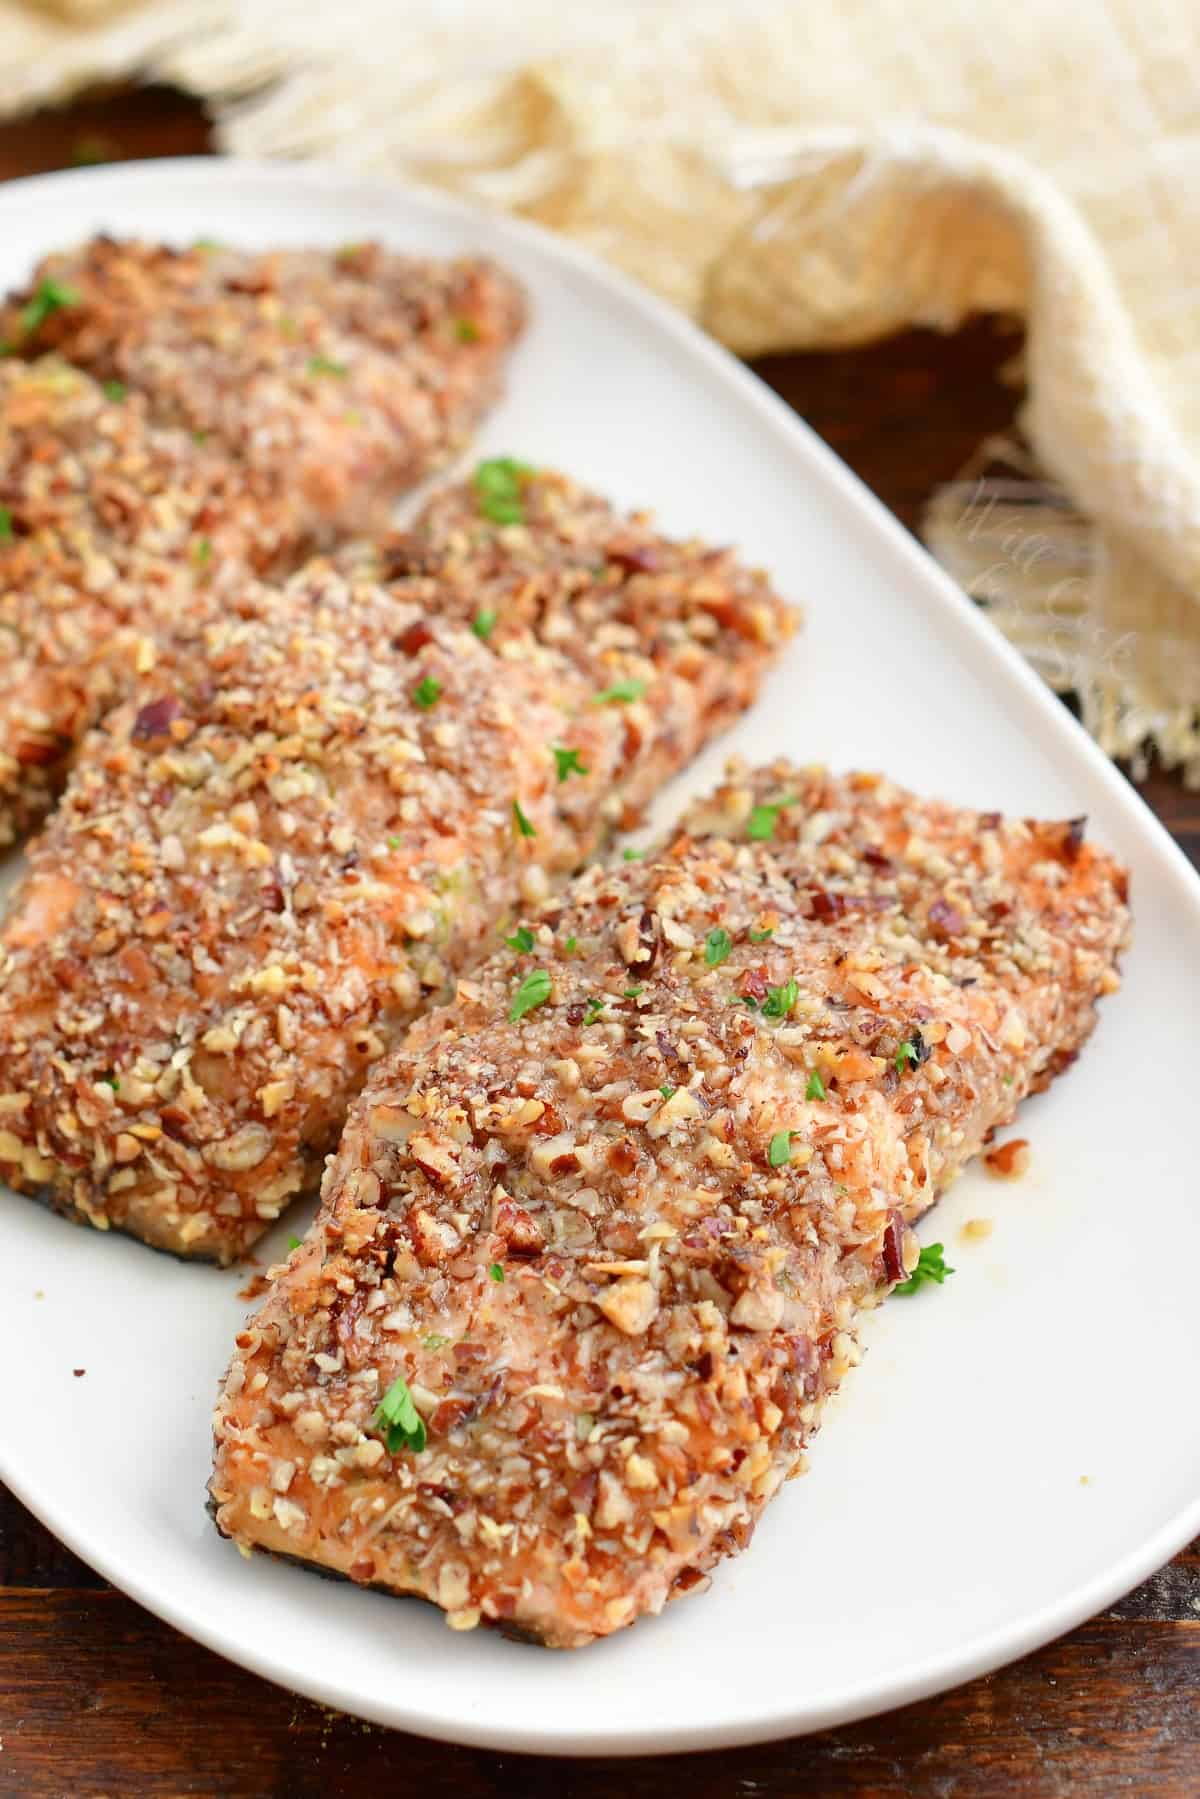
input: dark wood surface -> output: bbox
[0,87,1195,1799]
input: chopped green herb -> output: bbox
[488,1262,505,1282]
[705,927,733,967]
[334,242,367,264]
[510,967,552,1021]
[768,1130,793,1168]
[893,1242,955,1296]
[746,794,797,842]
[895,1038,921,1074]
[805,1069,826,1101]
[736,993,760,1010]
[191,429,210,446]
[102,379,126,402]
[101,1075,119,1092]
[471,608,497,640]
[287,1235,302,1251]
[423,1333,449,1350]
[387,835,400,850]
[193,238,223,252]
[659,1083,676,1099]
[19,277,79,338]
[762,978,798,1020]
[512,798,536,839]
[553,745,588,783]
[506,926,535,953]
[474,456,534,525]
[564,935,578,955]
[593,677,646,705]
[307,353,349,377]
[454,317,480,342]
[372,1373,427,1455]
[191,536,212,568]
[622,847,644,861]
[1002,1073,1015,1087]
[749,927,775,942]
[583,997,607,1026]
[0,507,12,544]
[623,985,644,1000]
[412,675,442,709]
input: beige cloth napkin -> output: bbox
[5,0,1200,777]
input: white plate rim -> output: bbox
[0,155,1196,1758]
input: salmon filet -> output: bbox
[0,519,793,1259]
[0,358,305,842]
[209,762,1130,1645]
[338,464,793,728]
[2,239,526,536]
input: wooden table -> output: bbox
[0,87,1196,1799]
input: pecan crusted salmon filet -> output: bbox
[0,358,305,843]
[0,533,793,1261]
[2,238,526,534]
[209,763,1130,1647]
[339,464,793,727]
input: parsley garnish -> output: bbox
[768,1130,793,1168]
[659,1083,676,1099]
[506,926,535,953]
[747,794,797,842]
[287,1235,302,1251]
[564,935,578,954]
[423,1333,449,1350]
[307,353,348,377]
[622,847,644,861]
[895,1038,920,1074]
[583,997,606,1025]
[19,277,79,338]
[623,985,644,999]
[510,967,552,1021]
[455,318,480,342]
[762,978,798,1020]
[474,457,534,525]
[372,1373,427,1455]
[412,675,442,709]
[488,1262,505,1282]
[893,1242,955,1296]
[749,927,775,942]
[512,799,536,838]
[101,1075,119,1091]
[102,379,126,402]
[805,1069,826,1101]
[705,927,732,967]
[0,507,12,544]
[191,536,212,568]
[471,609,497,640]
[387,835,401,850]
[593,678,646,705]
[553,745,588,782]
